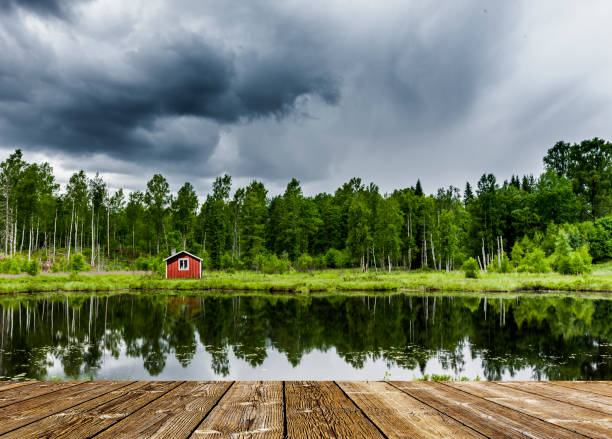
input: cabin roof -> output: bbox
[163,250,203,262]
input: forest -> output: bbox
[0,138,611,276]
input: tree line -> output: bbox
[1,137,611,273]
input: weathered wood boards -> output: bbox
[192,381,283,438]
[285,381,384,438]
[0,380,610,438]
[338,381,484,438]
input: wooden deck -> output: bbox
[0,381,610,438]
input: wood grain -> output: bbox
[337,381,484,438]
[1,380,611,438]
[11,381,183,438]
[0,380,135,435]
[552,381,612,398]
[390,381,583,439]
[191,381,283,438]
[447,381,612,439]
[0,380,38,393]
[0,381,147,439]
[498,381,612,415]
[97,381,231,439]
[286,381,383,438]
[0,380,81,408]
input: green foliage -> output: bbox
[0,137,611,275]
[134,256,158,271]
[324,248,346,269]
[220,252,244,270]
[519,247,551,273]
[69,253,88,273]
[462,257,479,278]
[198,250,212,270]
[551,231,592,274]
[584,217,612,262]
[416,374,453,381]
[253,253,290,274]
[487,255,512,273]
[0,258,21,274]
[296,253,314,272]
[24,260,40,276]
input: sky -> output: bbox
[1,0,611,197]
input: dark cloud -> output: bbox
[0,0,611,195]
[0,17,340,168]
[1,0,87,18]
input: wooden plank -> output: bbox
[191,381,282,438]
[390,381,583,439]
[285,381,384,438]
[446,381,612,439]
[0,381,38,393]
[0,380,82,408]
[6,381,183,438]
[337,381,484,438]
[0,381,134,435]
[97,381,231,439]
[553,381,612,398]
[499,381,612,415]
[1,381,148,439]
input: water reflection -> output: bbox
[0,292,610,381]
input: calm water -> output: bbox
[0,292,610,381]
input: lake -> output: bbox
[0,291,610,381]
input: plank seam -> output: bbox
[334,381,389,439]
[88,381,186,438]
[282,381,288,439]
[186,380,235,439]
[437,382,593,439]
[0,381,84,409]
[0,381,138,437]
[385,381,490,439]
[552,382,612,399]
[490,381,612,416]
[0,381,39,394]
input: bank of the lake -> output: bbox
[2,263,612,294]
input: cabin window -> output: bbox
[178,258,189,271]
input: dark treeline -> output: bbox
[1,138,611,272]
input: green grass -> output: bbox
[1,266,612,294]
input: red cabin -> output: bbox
[164,250,202,279]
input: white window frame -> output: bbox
[178,258,189,271]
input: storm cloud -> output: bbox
[0,0,611,194]
[1,0,90,18]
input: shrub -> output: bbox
[553,246,592,275]
[24,260,40,276]
[253,253,290,274]
[296,253,314,272]
[220,252,244,270]
[487,255,512,273]
[50,262,61,273]
[511,241,524,266]
[0,258,21,274]
[462,257,479,278]
[135,256,157,271]
[220,252,234,270]
[324,248,346,268]
[198,250,212,270]
[518,248,551,273]
[69,253,88,273]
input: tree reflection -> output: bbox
[0,292,610,380]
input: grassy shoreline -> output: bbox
[1,265,612,295]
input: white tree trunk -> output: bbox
[91,205,95,266]
[52,210,57,263]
